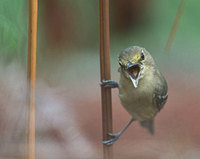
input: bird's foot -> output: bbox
[102,133,120,146]
[100,80,118,88]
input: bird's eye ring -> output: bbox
[140,52,145,60]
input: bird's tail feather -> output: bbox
[139,119,154,135]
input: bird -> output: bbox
[100,46,168,145]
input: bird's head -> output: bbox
[118,46,155,88]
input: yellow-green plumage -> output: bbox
[101,46,168,145]
[118,46,168,134]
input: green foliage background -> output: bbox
[0,0,199,72]
[0,0,27,63]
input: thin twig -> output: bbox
[99,0,113,159]
[165,0,186,54]
[25,0,38,159]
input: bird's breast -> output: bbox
[118,75,158,121]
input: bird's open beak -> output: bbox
[126,62,141,88]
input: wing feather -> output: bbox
[153,71,168,111]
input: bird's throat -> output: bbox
[129,74,139,88]
[127,64,140,79]
[126,64,141,88]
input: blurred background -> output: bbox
[0,0,200,158]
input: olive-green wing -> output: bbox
[153,72,168,111]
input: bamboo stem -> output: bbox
[26,0,38,159]
[165,0,186,54]
[99,0,113,159]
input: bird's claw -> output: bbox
[102,133,120,146]
[100,80,118,88]
[108,133,120,137]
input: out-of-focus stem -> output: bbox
[165,0,186,54]
[25,0,38,159]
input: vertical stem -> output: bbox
[165,0,186,54]
[26,0,38,159]
[99,0,113,159]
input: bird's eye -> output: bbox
[119,62,126,69]
[119,62,123,67]
[140,52,145,60]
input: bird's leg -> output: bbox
[102,118,135,145]
[100,80,119,88]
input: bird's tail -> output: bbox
[139,119,154,135]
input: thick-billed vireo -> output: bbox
[101,46,168,145]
